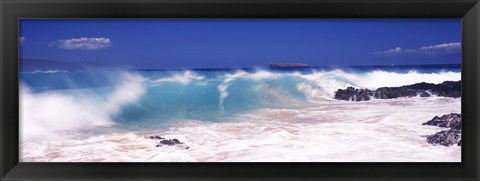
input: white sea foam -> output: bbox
[105,73,146,114]
[217,83,229,110]
[217,71,247,110]
[20,97,461,162]
[152,71,205,84]
[20,72,146,141]
[345,70,460,89]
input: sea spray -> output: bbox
[20,71,146,141]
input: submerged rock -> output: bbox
[159,139,182,146]
[334,81,461,101]
[147,135,188,149]
[422,113,462,146]
[147,135,165,140]
[157,138,189,149]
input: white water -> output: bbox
[19,72,146,141]
[20,96,461,162]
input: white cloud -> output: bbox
[19,36,25,46]
[374,42,461,56]
[51,37,112,50]
[418,42,461,55]
[374,47,402,56]
[419,42,461,50]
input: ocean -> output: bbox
[19,64,461,162]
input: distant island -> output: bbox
[269,63,310,68]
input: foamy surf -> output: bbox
[20,97,460,162]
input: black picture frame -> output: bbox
[1,0,479,180]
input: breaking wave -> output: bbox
[20,68,461,140]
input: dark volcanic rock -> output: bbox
[147,135,165,140]
[373,87,417,99]
[422,113,461,130]
[147,135,188,149]
[420,91,431,97]
[334,81,461,101]
[422,113,462,147]
[159,139,182,146]
[334,87,373,101]
[402,81,461,98]
[426,130,461,146]
[155,138,189,149]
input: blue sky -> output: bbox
[20,19,461,69]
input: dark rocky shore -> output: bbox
[334,81,461,101]
[335,81,461,146]
[422,113,461,146]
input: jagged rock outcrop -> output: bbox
[422,113,461,129]
[334,81,460,101]
[334,87,372,101]
[422,113,462,147]
[426,130,461,146]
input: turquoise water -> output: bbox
[20,64,461,129]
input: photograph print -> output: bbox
[19,19,461,162]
